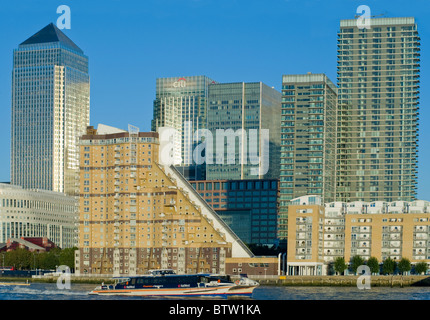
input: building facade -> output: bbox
[190,179,279,246]
[75,125,253,276]
[11,23,90,196]
[278,73,337,241]
[287,196,430,275]
[151,75,216,180]
[286,196,325,275]
[336,17,420,202]
[206,82,281,180]
[0,183,78,248]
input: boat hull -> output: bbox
[89,285,257,297]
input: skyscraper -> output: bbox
[336,17,420,202]
[151,75,216,180]
[278,73,337,240]
[206,82,281,180]
[11,23,90,196]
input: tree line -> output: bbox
[332,255,429,275]
[0,247,77,271]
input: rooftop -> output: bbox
[19,23,83,53]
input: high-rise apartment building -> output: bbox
[76,125,253,276]
[336,17,420,202]
[206,82,281,180]
[11,23,90,196]
[151,76,216,180]
[278,73,337,241]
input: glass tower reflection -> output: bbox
[11,23,90,195]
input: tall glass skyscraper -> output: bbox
[151,75,216,180]
[336,17,420,202]
[11,23,90,196]
[278,73,337,240]
[206,82,281,180]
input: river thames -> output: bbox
[1,283,430,300]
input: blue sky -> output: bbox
[0,0,429,198]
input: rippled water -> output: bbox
[0,283,429,300]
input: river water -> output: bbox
[0,283,429,300]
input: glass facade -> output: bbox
[151,75,216,180]
[337,18,420,202]
[191,179,279,246]
[206,82,281,180]
[11,23,90,196]
[278,74,337,240]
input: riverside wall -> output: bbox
[250,275,430,287]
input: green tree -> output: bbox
[39,250,60,270]
[334,257,347,275]
[382,257,397,275]
[397,258,411,275]
[59,247,77,271]
[414,262,429,275]
[350,255,365,275]
[6,248,32,270]
[366,257,380,275]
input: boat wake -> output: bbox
[0,284,90,299]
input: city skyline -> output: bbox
[0,0,429,199]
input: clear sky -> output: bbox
[0,0,429,198]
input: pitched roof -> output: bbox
[20,23,83,53]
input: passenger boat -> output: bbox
[89,269,259,298]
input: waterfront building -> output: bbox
[206,82,281,180]
[190,179,279,246]
[151,75,216,180]
[286,195,325,276]
[11,23,90,196]
[336,17,420,202]
[0,183,78,248]
[75,124,254,277]
[287,196,430,275]
[278,73,337,241]
[323,201,346,263]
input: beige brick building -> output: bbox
[75,124,255,276]
[287,196,430,275]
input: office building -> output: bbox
[190,179,279,246]
[151,75,216,180]
[336,17,420,202]
[278,73,337,241]
[11,23,90,196]
[206,82,281,180]
[0,183,78,248]
[75,124,254,276]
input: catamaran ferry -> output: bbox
[89,269,259,298]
